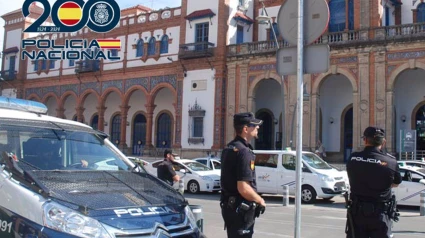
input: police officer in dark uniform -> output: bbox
[220,112,266,238]
[157,149,180,186]
[346,126,402,238]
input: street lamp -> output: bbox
[256,0,286,150]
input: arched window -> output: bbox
[156,113,171,148]
[91,114,99,130]
[41,59,47,70]
[329,0,354,32]
[160,35,169,54]
[49,59,55,69]
[111,114,121,145]
[148,37,156,55]
[418,3,425,23]
[132,114,147,155]
[136,39,144,57]
[34,59,39,71]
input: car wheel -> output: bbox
[301,185,317,204]
[188,180,200,193]
[323,196,334,201]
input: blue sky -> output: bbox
[0,0,181,66]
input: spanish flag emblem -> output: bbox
[251,160,255,170]
[58,2,82,26]
[96,39,121,49]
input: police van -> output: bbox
[254,150,349,204]
[0,96,202,238]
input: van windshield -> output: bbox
[0,122,133,172]
[302,153,332,170]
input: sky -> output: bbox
[0,0,181,67]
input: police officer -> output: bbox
[220,112,266,238]
[157,149,180,186]
[346,126,402,238]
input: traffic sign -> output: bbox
[276,44,330,76]
[277,0,329,46]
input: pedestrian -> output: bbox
[316,139,326,158]
[139,140,144,156]
[220,112,266,238]
[345,126,402,238]
[157,149,180,186]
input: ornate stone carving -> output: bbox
[360,100,368,112]
[376,99,385,112]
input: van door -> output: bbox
[254,153,279,194]
[279,154,297,195]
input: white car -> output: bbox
[193,158,221,170]
[145,159,221,193]
[127,157,150,167]
[397,160,425,170]
[394,166,425,206]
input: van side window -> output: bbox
[254,154,277,168]
[282,155,296,170]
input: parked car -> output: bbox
[193,157,221,170]
[146,159,221,193]
[394,166,425,206]
[397,160,425,171]
[254,150,349,204]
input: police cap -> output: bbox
[363,126,385,138]
[234,112,263,127]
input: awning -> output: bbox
[3,47,19,54]
[233,12,254,24]
[185,9,216,21]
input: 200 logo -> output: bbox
[22,0,120,33]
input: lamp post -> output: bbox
[256,0,286,150]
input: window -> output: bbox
[111,114,121,145]
[148,37,156,55]
[34,59,38,71]
[195,22,209,50]
[69,59,75,67]
[197,159,207,165]
[329,0,354,32]
[160,35,169,54]
[269,23,280,41]
[254,154,278,168]
[418,3,425,23]
[41,59,47,70]
[110,49,118,60]
[212,161,221,169]
[282,155,296,170]
[193,117,203,137]
[136,39,144,57]
[49,58,55,69]
[385,6,390,26]
[236,25,244,44]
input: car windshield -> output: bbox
[302,153,332,170]
[0,123,134,172]
[182,161,213,171]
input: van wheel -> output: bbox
[301,185,317,204]
[188,181,200,193]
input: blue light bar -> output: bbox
[0,96,48,114]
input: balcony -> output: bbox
[75,60,100,73]
[0,70,17,80]
[178,42,215,59]
[228,22,425,57]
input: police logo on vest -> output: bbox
[351,157,387,166]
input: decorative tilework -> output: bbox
[175,81,183,144]
[102,80,123,93]
[387,65,396,76]
[150,74,177,90]
[249,64,275,71]
[60,84,79,96]
[26,86,60,99]
[125,77,149,92]
[81,82,101,95]
[331,56,358,64]
[349,68,358,77]
[387,51,425,61]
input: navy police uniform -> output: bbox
[220,112,262,238]
[157,149,177,186]
[346,127,402,238]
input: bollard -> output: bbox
[420,191,425,216]
[178,178,185,195]
[282,185,289,206]
[189,205,203,232]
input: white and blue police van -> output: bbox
[0,96,202,238]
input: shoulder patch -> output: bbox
[233,147,239,152]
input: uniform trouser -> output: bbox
[221,205,255,238]
[346,208,392,238]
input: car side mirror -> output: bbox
[419,179,425,185]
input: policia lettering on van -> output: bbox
[0,97,203,238]
[345,127,402,238]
